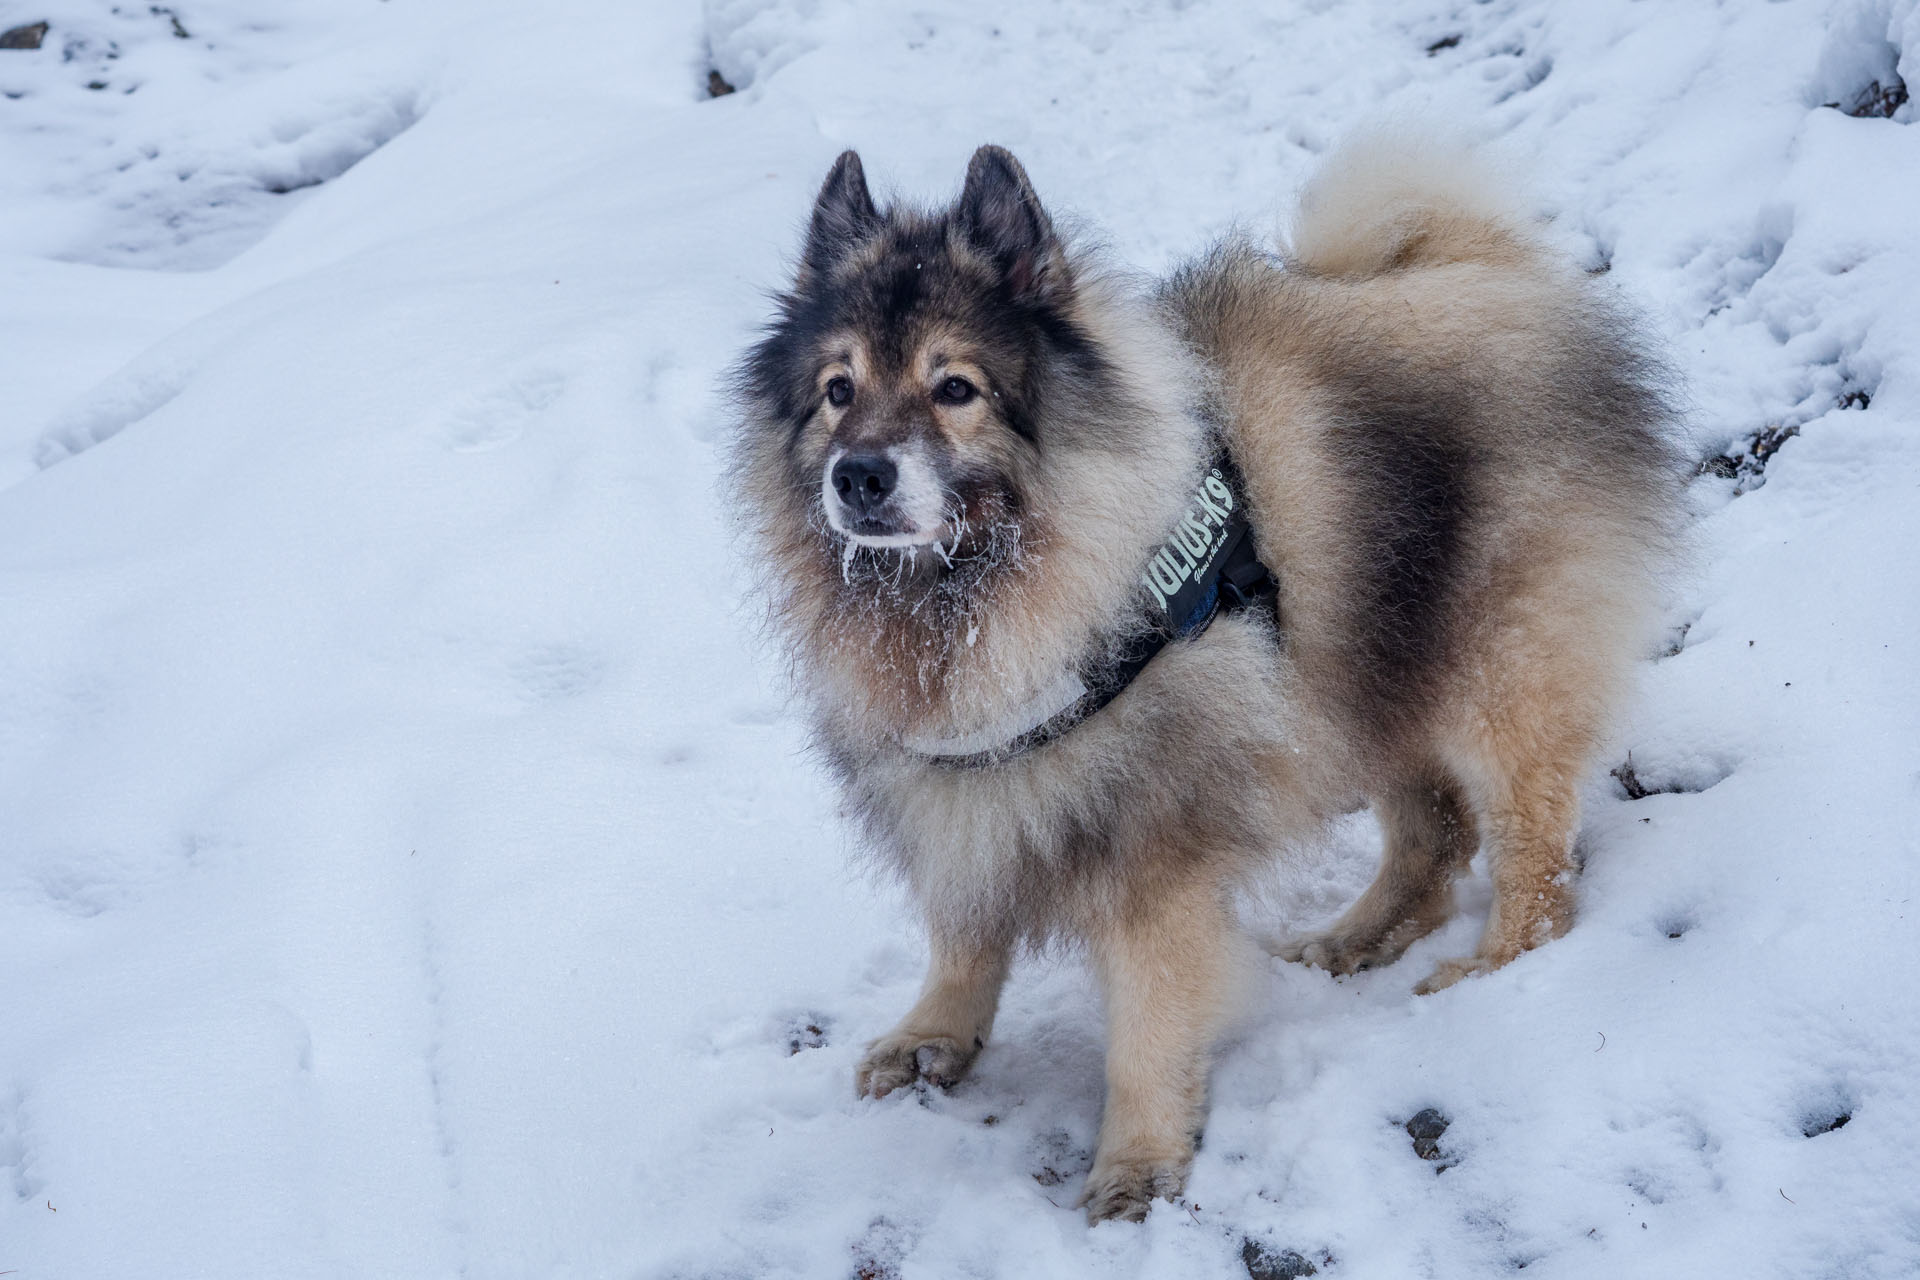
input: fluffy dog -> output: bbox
[728,137,1683,1223]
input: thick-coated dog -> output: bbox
[729,137,1683,1223]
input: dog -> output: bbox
[727,136,1684,1223]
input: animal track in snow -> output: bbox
[1700,220,1789,318]
[0,1087,42,1202]
[1492,53,1554,103]
[1696,422,1801,492]
[1697,380,1877,493]
[703,0,821,98]
[1796,1080,1857,1137]
[1241,1240,1323,1279]
[1653,908,1699,940]
[1624,1165,1681,1208]
[0,6,425,269]
[1028,1127,1090,1188]
[441,369,568,453]
[507,643,603,703]
[75,84,420,269]
[782,1012,832,1055]
[19,829,218,918]
[1809,4,1912,122]
[1610,751,1735,801]
[32,341,199,470]
[1441,8,1552,108]
[850,1216,912,1280]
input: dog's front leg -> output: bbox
[855,923,1011,1099]
[1080,870,1241,1224]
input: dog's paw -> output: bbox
[1077,1148,1190,1224]
[1414,954,1504,994]
[854,1033,979,1098]
[1274,929,1396,975]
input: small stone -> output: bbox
[1406,1107,1451,1162]
[0,21,49,50]
[707,69,735,98]
[1241,1239,1317,1280]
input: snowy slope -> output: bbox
[2,1,1917,1277]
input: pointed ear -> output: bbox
[803,150,881,275]
[956,145,1065,301]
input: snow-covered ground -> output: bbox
[2,0,1917,1276]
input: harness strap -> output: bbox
[903,453,1278,769]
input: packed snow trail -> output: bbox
[1,1,1917,1277]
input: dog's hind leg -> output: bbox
[1415,774,1579,993]
[1276,771,1478,974]
[1415,735,1585,994]
[856,925,1011,1098]
[1080,868,1248,1224]
[1412,583,1615,994]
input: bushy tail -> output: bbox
[1286,132,1534,278]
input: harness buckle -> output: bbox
[1219,557,1277,612]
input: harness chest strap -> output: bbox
[901,455,1278,768]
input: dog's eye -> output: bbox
[936,376,977,405]
[825,376,853,408]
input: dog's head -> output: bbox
[737,146,1109,570]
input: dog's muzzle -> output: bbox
[822,445,944,547]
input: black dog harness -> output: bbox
[903,455,1278,768]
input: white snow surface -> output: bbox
[2,0,1918,1276]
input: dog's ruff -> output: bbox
[899,666,1088,758]
[727,134,1686,1225]
[900,455,1278,766]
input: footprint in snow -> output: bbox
[1028,1127,1090,1189]
[442,368,568,453]
[782,1013,831,1056]
[1797,1082,1856,1138]
[507,642,602,702]
[0,1089,43,1202]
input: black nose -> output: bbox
[832,454,897,516]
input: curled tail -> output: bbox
[1286,133,1536,277]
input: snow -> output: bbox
[1,0,1917,1276]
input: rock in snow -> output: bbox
[0,20,48,50]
